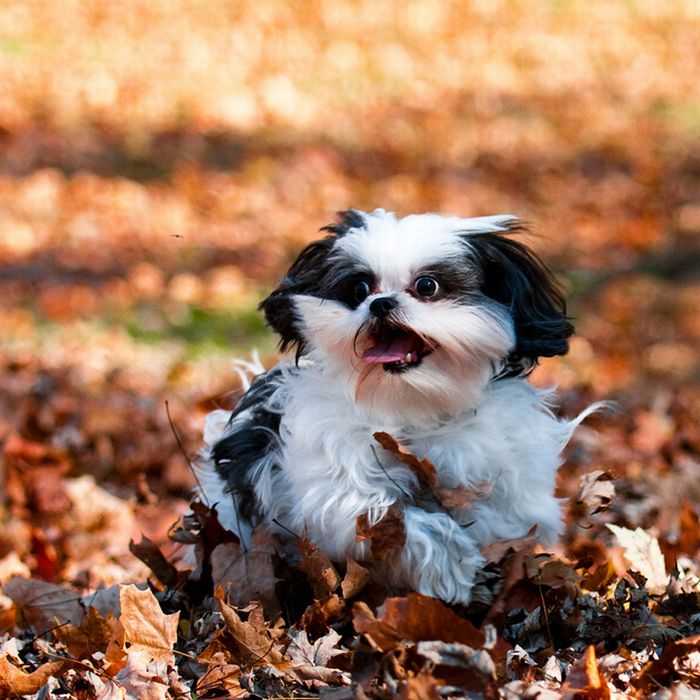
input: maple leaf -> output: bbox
[119,585,179,665]
[287,628,350,684]
[607,524,668,594]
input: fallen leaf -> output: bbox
[113,650,170,700]
[129,536,180,588]
[356,504,406,561]
[577,470,615,515]
[213,587,287,668]
[353,593,484,652]
[561,646,611,699]
[2,577,85,629]
[53,605,113,659]
[416,640,496,693]
[374,432,437,489]
[398,671,441,700]
[607,524,668,594]
[119,585,179,664]
[581,561,618,593]
[297,538,341,598]
[436,483,494,511]
[287,628,350,684]
[210,526,280,616]
[678,500,700,556]
[0,655,69,697]
[341,558,370,600]
[532,558,582,589]
[298,594,346,638]
[480,526,538,564]
[632,634,700,694]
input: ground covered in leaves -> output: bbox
[1,1,700,697]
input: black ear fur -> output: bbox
[259,210,367,357]
[466,230,574,365]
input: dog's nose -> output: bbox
[369,296,398,319]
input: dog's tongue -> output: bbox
[362,335,415,364]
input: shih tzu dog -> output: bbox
[197,209,596,604]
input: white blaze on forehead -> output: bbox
[333,210,518,292]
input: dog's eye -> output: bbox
[354,280,371,303]
[414,276,439,298]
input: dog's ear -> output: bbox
[260,210,367,358]
[467,231,574,362]
[260,236,336,356]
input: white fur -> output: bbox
[198,211,596,604]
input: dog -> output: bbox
[197,209,596,604]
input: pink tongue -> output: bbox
[362,336,415,364]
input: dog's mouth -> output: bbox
[361,327,434,373]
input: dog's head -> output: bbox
[261,210,573,421]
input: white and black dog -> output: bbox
[197,209,596,604]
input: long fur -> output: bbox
[197,209,596,604]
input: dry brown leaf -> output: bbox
[580,561,618,593]
[298,594,346,637]
[398,671,442,700]
[374,432,437,489]
[287,628,349,684]
[297,538,341,598]
[416,641,496,693]
[341,558,370,599]
[119,585,179,664]
[214,587,288,668]
[0,655,70,697]
[113,650,170,700]
[2,577,85,629]
[678,500,700,556]
[53,605,113,659]
[632,634,700,694]
[210,526,280,615]
[577,470,615,515]
[532,558,582,589]
[129,536,180,588]
[353,593,484,653]
[437,482,494,511]
[356,504,406,561]
[561,645,611,699]
[480,526,538,564]
[195,652,246,697]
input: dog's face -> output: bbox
[261,210,573,422]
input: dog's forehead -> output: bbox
[332,212,515,286]
[333,213,465,283]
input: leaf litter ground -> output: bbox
[1,372,700,698]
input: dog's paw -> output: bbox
[396,508,485,605]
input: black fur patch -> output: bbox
[259,210,369,358]
[463,227,574,372]
[211,367,284,524]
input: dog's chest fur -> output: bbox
[208,364,574,560]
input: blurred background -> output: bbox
[0,0,698,574]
